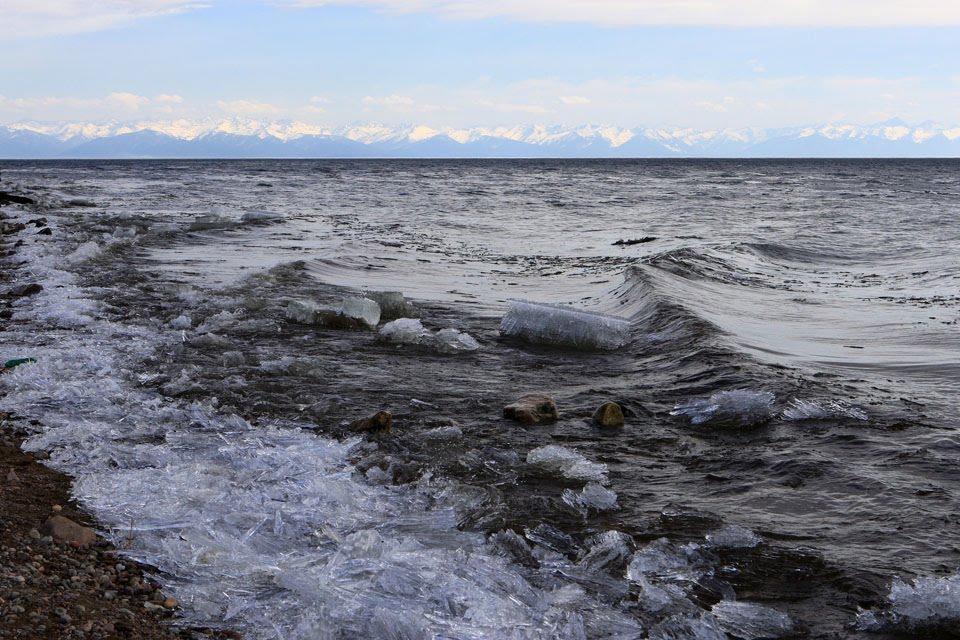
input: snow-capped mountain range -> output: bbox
[2,118,959,158]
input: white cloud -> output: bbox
[217,99,283,115]
[362,94,416,107]
[0,1,208,38]
[309,96,334,104]
[559,95,591,105]
[479,101,551,114]
[0,92,180,116]
[281,1,960,27]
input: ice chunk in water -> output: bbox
[705,525,761,549]
[711,600,793,639]
[240,210,281,223]
[670,390,775,427]
[649,613,728,640]
[499,300,630,351]
[527,445,609,484]
[378,318,427,344]
[189,213,236,230]
[64,241,101,265]
[365,290,418,320]
[857,571,960,631]
[285,299,322,324]
[431,328,480,354]
[379,320,480,353]
[341,296,381,328]
[169,315,192,330]
[562,483,619,514]
[781,398,868,421]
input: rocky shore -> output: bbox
[1,193,237,639]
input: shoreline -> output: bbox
[0,195,238,640]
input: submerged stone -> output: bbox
[350,410,393,433]
[592,402,625,428]
[503,394,559,424]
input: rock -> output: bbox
[592,402,625,428]
[36,227,52,236]
[349,410,392,433]
[9,283,42,297]
[162,596,178,609]
[0,191,35,205]
[5,468,20,483]
[40,515,97,547]
[503,394,559,424]
[612,236,657,246]
[27,217,47,227]
[1,222,26,235]
[65,198,96,208]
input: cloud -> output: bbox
[362,94,416,107]
[479,100,551,114]
[559,95,591,105]
[0,1,209,38]
[281,1,960,27]
[217,99,283,115]
[0,92,176,114]
[695,96,737,112]
[309,96,334,104]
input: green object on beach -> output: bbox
[2,358,36,369]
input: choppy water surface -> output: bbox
[2,159,960,639]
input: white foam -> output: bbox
[63,240,102,265]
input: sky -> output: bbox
[2,0,959,130]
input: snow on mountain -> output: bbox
[1,120,959,158]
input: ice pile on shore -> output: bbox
[856,571,960,632]
[711,600,793,639]
[671,390,775,427]
[499,300,631,351]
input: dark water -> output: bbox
[2,159,959,639]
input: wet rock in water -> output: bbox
[592,402,625,428]
[9,283,43,297]
[503,394,559,424]
[0,191,35,205]
[350,410,393,433]
[40,515,97,547]
[64,198,97,208]
[27,217,47,227]
[612,236,657,246]
[36,227,52,236]
[1,222,27,235]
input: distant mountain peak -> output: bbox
[2,119,958,158]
